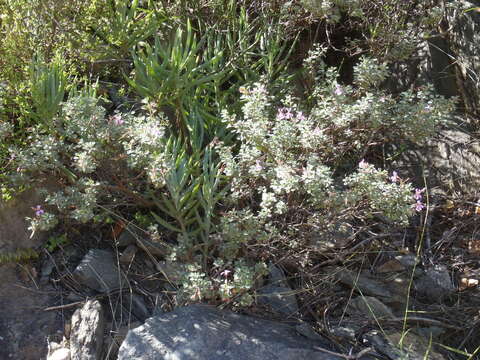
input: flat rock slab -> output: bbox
[257,285,299,316]
[73,249,126,293]
[118,304,342,360]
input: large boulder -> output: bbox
[118,304,343,360]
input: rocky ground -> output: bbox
[1,228,478,360]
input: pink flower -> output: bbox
[414,201,425,212]
[277,108,294,120]
[334,84,344,96]
[414,188,425,201]
[358,159,368,169]
[390,171,400,183]
[110,114,124,126]
[32,205,45,216]
[254,160,264,172]
[220,269,232,278]
[296,112,306,122]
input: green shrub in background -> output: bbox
[29,56,67,128]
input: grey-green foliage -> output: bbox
[9,91,231,301]
[213,52,455,261]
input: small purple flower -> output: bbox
[150,127,163,140]
[358,159,368,169]
[296,112,306,122]
[33,205,45,217]
[220,269,232,278]
[254,160,264,172]
[334,84,344,96]
[110,114,124,126]
[390,171,400,183]
[277,107,294,120]
[414,188,425,201]
[414,201,425,212]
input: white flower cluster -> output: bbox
[73,140,98,173]
[178,259,268,306]
[6,95,175,234]
[61,96,108,141]
[121,113,166,170]
[344,161,414,225]
[11,133,62,175]
[27,212,58,236]
[178,263,215,302]
[216,77,430,249]
[306,51,455,141]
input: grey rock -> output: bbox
[395,254,419,268]
[295,322,324,341]
[334,269,393,299]
[0,265,63,360]
[123,293,150,322]
[115,227,139,248]
[415,265,454,302]
[413,326,446,340]
[384,1,480,117]
[444,0,480,116]
[364,330,447,360]
[66,292,84,302]
[118,304,343,360]
[116,226,170,257]
[257,285,299,316]
[104,322,141,360]
[268,264,289,287]
[349,296,395,320]
[72,249,126,293]
[136,237,171,257]
[40,259,55,285]
[431,128,480,193]
[119,244,137,264]
[70,300,105,360]
[152,292,172,316]
[362,330,410,360]
[329,326,357,341]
